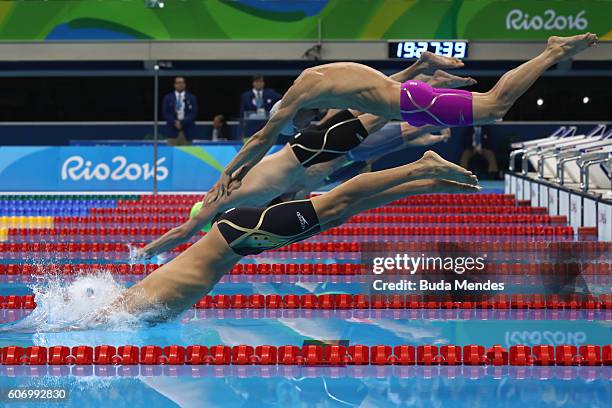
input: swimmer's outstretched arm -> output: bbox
[204,83,307,204]
[134,200,222,259]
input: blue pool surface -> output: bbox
[0,189,610,407]
[1,272,610,408]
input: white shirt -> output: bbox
[175,91,185,120]
[252,89,264,108]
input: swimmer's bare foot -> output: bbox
[547,33,598,61]
[430,70,477,88]
[433,179,482,193]
[414,150,478,185]
[418,51,464,71]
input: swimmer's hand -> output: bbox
[204,166,249,204]
[226,165,250,195]
[128,244,151,262]
[204,174,229,205]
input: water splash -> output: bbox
[1,269,163,333]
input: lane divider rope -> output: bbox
[2,293,610,310]
[1,344,610,366]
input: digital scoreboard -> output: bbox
[388,40,469,59]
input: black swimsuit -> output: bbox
[289,110,369,168]
[217,112,368,252]
[216,199,321,256]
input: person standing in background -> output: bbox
[163,76,199,146]
[239,74,280,119]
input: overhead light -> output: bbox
[582,96,590,104]
[536,98,544,106]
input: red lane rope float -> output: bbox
[111,199,517,208]
[117,194,517,208]
[89,206,547,217]
[348,214,560,224]
[320,225,574,236]
[4,225,576,240]
[1,262,608,277]
[1,344,610,366]
[0,240,609,255]
[275,241,608,253]
[48,213,561,228]
[3,294,611,311]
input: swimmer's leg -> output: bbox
[314,177,479,228]
[323,125,451,189]
[388,51,463,83]
[399,34,597,127]
[472,33,598,123]
[416,70,477,89]
[311,151,478,225]
[286,156,354,199]
[324,160,372,185]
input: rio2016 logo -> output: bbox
[506,9,588,31]
[505,330,586,347]
[61,155,169,182]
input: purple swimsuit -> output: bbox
[399,80,473,127]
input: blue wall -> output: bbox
[0,146,235,191]
[0,123,605,191]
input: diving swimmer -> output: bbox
[97,151,479,323]
[134,54,473,259]
[207,33,598,203]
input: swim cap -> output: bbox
[189,201,212,232]
[270,100,296,136]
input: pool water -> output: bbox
[0,192,610,407]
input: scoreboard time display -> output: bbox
[388,40,469,59]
